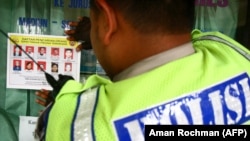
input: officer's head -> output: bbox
[88,0,195,79]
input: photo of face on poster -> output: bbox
[51,62,58,73]
[51,48,60,60]
[37,61,46,71]
[25,61,33,71]
[38,47,46,58]
[26,46,34,57]
[64,48,73,60]
[13,45,22,57]
[64,63,72,73]
[13,59,22,71]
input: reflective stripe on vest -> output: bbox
[71,87,99,141]
[193,35,250,61]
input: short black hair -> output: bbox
[65,48,73,52]
[51,62,58,67]
[90,0,195,34]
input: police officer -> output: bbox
[35,0,250,140]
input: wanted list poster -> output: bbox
[6,33,81,90]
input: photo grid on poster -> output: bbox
[6,33,81,90]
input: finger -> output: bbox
[36,93,48,99]
[35,90,50,99]
[35,90,49,96]
[76,44,83,52]
[65,29,75,35]
[36,99,47,107]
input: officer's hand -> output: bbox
[65,16,92,52]
[35,89,52,107]
[36,74,74,107]
[47,74,75,98]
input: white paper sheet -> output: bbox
[6,33,81,90]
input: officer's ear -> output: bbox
[95,0,118,46]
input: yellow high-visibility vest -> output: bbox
[46,29,250,141]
